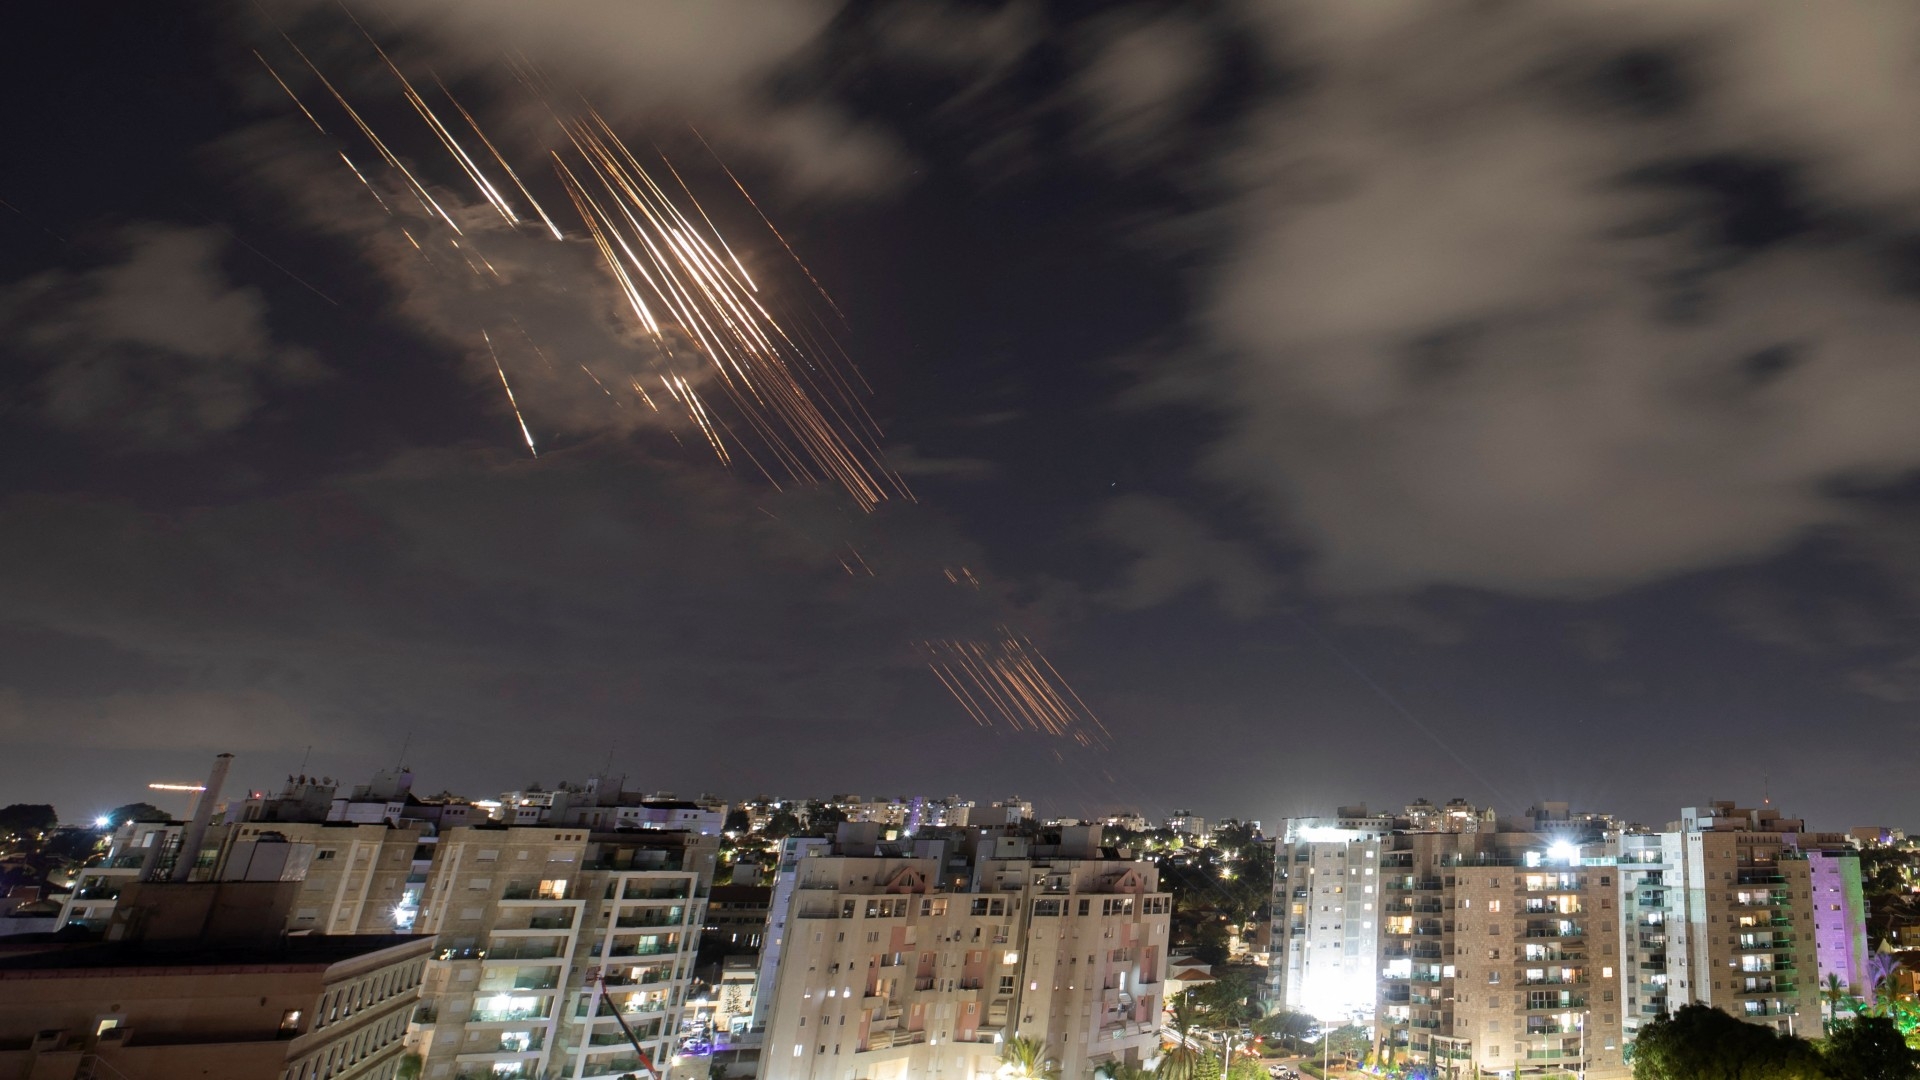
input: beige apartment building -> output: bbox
[0,880,430,1080]
[1377,826,1629,1080]
[408,824,716,1080]
[1621,804,1832,1036]
[60,818,428,937]
[758,824,1170,1080]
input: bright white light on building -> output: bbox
[93,816,111,829]
[1548,840,1579,864]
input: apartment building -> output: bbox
[1805,847,1870,1000]
[1376,825,1629,1080]
[1270,811,1392,1022]
[1622,803,1837,1037]
[757,823,1171,1080]
[0,879,430,1080]
[59,817,427,936]
[408,823,717,1080]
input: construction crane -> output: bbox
[596,972,665,1080]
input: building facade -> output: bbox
[408,824,716,1080]
[1375,826,1629,1080]
[1270,814,1390,1022]
[757,824,1170,1080]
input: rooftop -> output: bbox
[0,934,425,976]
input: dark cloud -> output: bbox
[0,443,1042,799]
[1131,3,1920,597]
[255,0,906,197]
[4,224,322,443]
[1097,495,1278,619]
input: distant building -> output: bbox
[1166,810,1206,837]
[990,798,1035,825]
[486,776,728,835]
[705,884,773,950]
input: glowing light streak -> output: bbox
[483,329,538,457]
[919,633,1108,747]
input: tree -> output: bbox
[761,809,801,839]
[1322,1025,1370,1063]
[1159,992,1209,1080]
[1097,1062,1157,1080]
[1823,1016,1920,1080]
[1197,968,1262,1031]
[1000,1035,1060,1080]
[104,802,171,826]
[1259,1010,1317,1049]
[0,804,56,843]
[1631,1004,1821,1080]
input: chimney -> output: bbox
[169,753,233,884]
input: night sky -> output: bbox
[5,2,1919,831]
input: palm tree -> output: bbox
[1157,993,1208,1080]
[1096,1062,1157,1080]
[1823,971,1852,1034]
[1001,1034,1061,1080]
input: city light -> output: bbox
[147,783,206,792]
[92,815,110,828]
[1548,840,1580,864]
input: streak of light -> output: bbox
[845,545,875,578]
[579,363,619,404]
[483,329,538,457]
[148,783,207,793]
[335,5,520,228]
[282,36,465,234]
[918,633,1109,748]
[689,123,846,323]
[339,152,393,214]
[213,223,341,307]
[254,50,329,135]
[434,74,563,239]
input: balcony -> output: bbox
[578,1059,650,1078]
[1524,996,1587,1011]
[1524,927,1584,939]
[470,1003,551,1024]
[615,911,685,929]
[487,941,563,961]
[606,940,678,958]
[456,1066,536,1080]
[861,1029,929,1052]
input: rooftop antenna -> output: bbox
[297,745,313,774]
[397,731,413,770]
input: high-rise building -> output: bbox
[1622,803,1849,1036]
[1375,820,1629,1080]
[1270,810,1392,1022]
[1805,846,1871,1002]
[408,823,716,1080]
[756,823,1170,1080]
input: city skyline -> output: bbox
[8,5,1920,829]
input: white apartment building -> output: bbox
[757,824,1170,1080]
[408,824,716,1080]
[1271,813,1391,1022]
